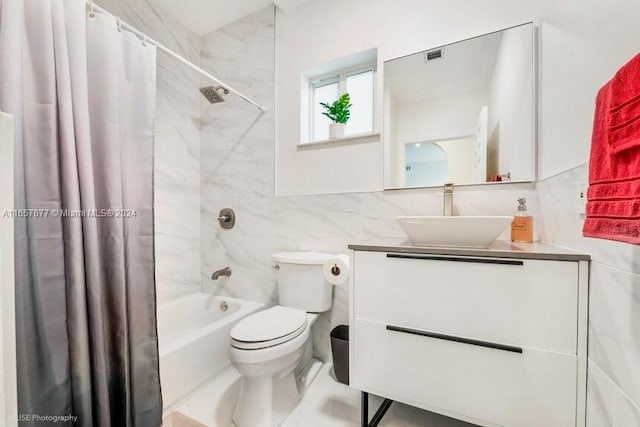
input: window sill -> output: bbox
[297,132,381,150]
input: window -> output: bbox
[311,78,339,142]
[310,66,375,141]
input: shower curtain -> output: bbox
[0,1,162,426]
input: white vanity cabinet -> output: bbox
[348,241,590,427]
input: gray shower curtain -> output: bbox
[0,1,162,426]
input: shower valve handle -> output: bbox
[217,208,235,229]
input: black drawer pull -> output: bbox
[386,325,523,354]
[386,253,524,266]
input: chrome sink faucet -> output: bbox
[443,183,454,216]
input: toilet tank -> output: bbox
[272,252,333,313]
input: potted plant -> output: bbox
[320,93,352,139]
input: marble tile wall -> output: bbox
[537,164,640,425]
[199,6,278,305]
[199,6,539,362]
[100,0,202,303]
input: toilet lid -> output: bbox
[230,306,308,350]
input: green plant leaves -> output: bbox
[319,92,352,124]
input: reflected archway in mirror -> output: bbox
[405,142,448,187]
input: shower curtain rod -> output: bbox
[85,0,267,112]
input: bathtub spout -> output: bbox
[212,267,232,280]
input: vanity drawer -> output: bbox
[353,251,578,354]
[351,319,577,427]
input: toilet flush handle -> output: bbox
[331,264,340,276]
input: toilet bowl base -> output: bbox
[232,370,300,427]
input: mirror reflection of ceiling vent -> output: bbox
[425,49,443,62]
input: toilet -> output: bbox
[229,251,334,427]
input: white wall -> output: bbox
[487,26,534,181]
[395,89,487,143]
[532,0,640,422]
[0,112,17,426]
[537,0,640,179]
[275,0,535,195]
[438,137,474,184]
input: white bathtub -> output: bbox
[158,293,264,409]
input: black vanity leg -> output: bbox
[361,391,393,427]
[369,399,393,427]
[361,392,369,427]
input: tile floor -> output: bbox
[171,363,476,427]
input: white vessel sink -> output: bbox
[395,216,513,248]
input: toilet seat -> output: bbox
[231,306,308,350]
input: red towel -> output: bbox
[608,53,640,154]
[583,53,640,244]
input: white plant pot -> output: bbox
[329,123,345,139]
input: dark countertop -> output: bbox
[348,237,591,262]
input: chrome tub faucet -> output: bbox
[212,267,232,280]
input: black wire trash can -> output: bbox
[330,325,349,385]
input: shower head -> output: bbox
[200,85,230,104]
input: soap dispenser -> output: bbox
[511,198,533,243]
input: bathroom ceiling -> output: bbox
[152,0,314,36]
